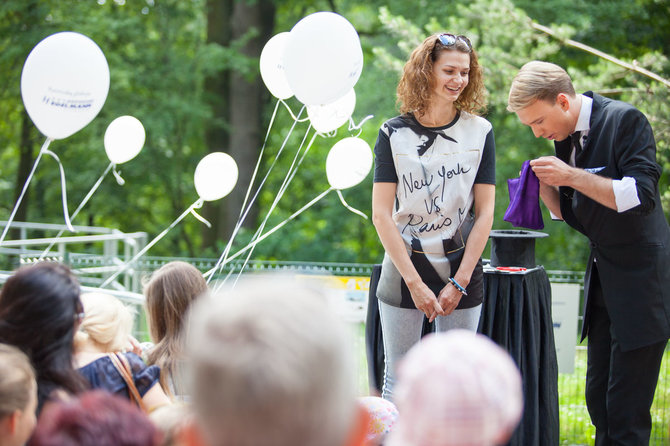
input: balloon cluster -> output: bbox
[259,12,371,191]
[11,13,372,285]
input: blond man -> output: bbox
[508,61,670,446]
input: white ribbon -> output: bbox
[337,189,368,219]
[42,148,75,233]
[39,162,115,260]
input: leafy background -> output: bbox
[0,0,667,272]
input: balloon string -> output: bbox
[206,105,307,283]
[349,114,374,137]
[42,148,75,233]
[336,189,368,220]
[190,207,211,228]
[279,99,311,122]
[0,137,51,246]
[112,165,126,185]
[100,199,203,288]
[38,162,114,260]
[226,127,318,289]
[210,188,332,292]
[234,99,280,225]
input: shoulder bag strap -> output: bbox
[107,352,147,412]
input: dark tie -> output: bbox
[571,131,582,154]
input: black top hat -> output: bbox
[489,229,548,268]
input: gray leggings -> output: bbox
[378,300,482,400]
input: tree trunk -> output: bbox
[223,0,275,242]
[202,0,232,249]
[202,0,275,252]
[9,113,36,239]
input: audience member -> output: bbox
[0,262,87,414]
[181,275,368,446]
[144,261,208,398]
[149,403,191,446]
[385,330,523,446]
[0,343,38,446]
[27,390,162,446]
[74,292,171,412]
[358,396,398,445]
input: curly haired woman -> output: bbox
[371,33,495,399]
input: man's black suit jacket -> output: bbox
[555,92,670,351]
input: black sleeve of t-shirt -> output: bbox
[474,128,496,185]
[373,127,398,183]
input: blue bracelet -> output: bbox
[449,277,468,296]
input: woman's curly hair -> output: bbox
[397,33,487,117]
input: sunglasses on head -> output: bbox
[436,33,472,52]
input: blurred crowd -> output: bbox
[0,261,522,446]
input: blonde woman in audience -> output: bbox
[74,292,171,412]
[0,344,38,446]
[181,275,369,446]
[385,330,523,446]
[144,261,208,399]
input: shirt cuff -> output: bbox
[612,176,641,213]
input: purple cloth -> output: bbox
[503,160,544,229]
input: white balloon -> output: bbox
[194,152,238,201]
[104,116,146,164]
[260,32,293,100]
[21,31,110,140]
[307,89,356,133]
[283,12,363,106]
[326,137,372,190]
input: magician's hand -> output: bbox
[530,156,575,188]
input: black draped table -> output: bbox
[365,265,559,446]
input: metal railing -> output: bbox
[0,220,147,291]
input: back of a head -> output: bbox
[28,390,161,446]
[0,343,36,417]
[0,343,38,446]
[144,261,207,345]
[386,330,523,446]
[144,261,208,395]
[0,262,85,411]
[75,292,134,352]
[507,60,575,112]
[185,275,357,446]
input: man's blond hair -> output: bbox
[507,61,576,112]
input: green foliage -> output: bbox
[0,0,667,270]
[0,0,221,257]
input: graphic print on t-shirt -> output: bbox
[375,113,492,308]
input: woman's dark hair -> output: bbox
[0,262,87,413]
